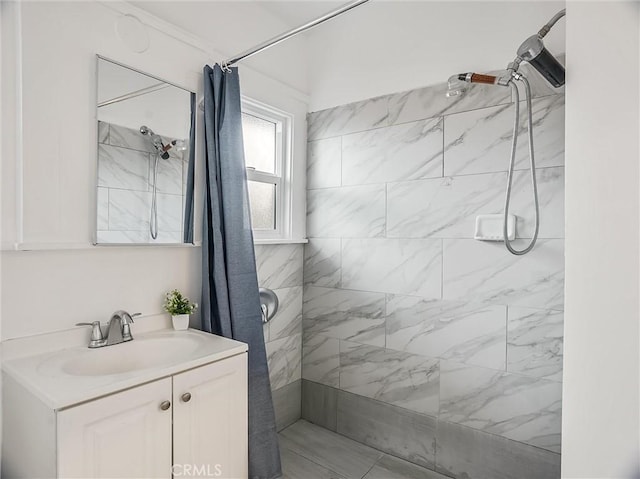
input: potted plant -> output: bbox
[164,289,197,331]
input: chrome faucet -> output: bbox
[76,311,140,348]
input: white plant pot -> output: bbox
[171,314,189,331]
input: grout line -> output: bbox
[304,164,564,191]
[441,115,445,178]
[339,135,343,187]
[440,238,444,300]
[505,305,509,372]
[278,442,345,477]
[360,458,380,479]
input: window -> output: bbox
[241,98,293,240]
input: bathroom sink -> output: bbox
[35,329,224,379]
[61,335,203,376]
[3,327,248,409]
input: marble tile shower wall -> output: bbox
[303,79,565,457]
[255,244,304,430]
[97,121,186,243]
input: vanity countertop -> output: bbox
[2,328,247,410]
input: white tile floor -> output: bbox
[278,420,452,479]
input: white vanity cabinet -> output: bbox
[173,354,248,479]
[57,378,173,479]
[2,343,248,479]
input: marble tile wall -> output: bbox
[255,244,304,429]
[96,121,187,243]
[303,75,565,475]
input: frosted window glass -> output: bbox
[248,181,275,230]
[242,113,276,174]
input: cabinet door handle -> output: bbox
[160,400,171,411]
[181,392,192,403]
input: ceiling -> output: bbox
[131,1,566,106]
[256,1,347,27]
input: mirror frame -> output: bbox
[93,55,200,247]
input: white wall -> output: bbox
[306,1,565,111]
[0,0,308,340]
[562,2,640,478]
[129,0,309,97]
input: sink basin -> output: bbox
[62,336,203,376]
[36,330,217,378]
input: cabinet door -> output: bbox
[57,378,172,479]
[173,353,248,479]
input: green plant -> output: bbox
[164,289,197,315]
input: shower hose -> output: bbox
[504,75,540,255]
[150,154,160,240]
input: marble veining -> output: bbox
[108,189,151,231]
[304,78,565,465]
[304,286,385,347]
[308,138,342,189]
[96,230,150,243]
[387,172,506,239]
[156,193,183,232]
[443,95,565,176]
[386,296,507,370]
[307,185,386,238]
[108,123,155,153]
[507,307,563,382]
[304,239,341,288]
[339,341,440,416]
[149,231,182,244]
[342,239,442,298]
[97,187,109,231]
[341,118,443,186]
[152,156,184,195]
[388,80,512,126]
[439,360,562,452]
[302,333,340,388]
[442,239,564,310]
[255,244,304,290]
[268,286,303,341]
[266,333,302,390]
[98,144,150,191]
[308,97,389,141]
[510,167,565,239]
[98,121,109,144]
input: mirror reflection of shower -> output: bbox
[140,125,187,240]
[445,9,565,255]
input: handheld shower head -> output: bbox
[140,125,170,159]
[517,35,565,87]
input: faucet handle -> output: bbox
[122,312,141,342]
[110,310,138,324]
[76,321,105,345]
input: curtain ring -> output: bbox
[220,62,232,73]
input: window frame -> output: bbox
[241,96,294,241]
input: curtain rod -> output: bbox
[222,0,371,68]
[98,82,169,108]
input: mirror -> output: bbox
[95,57,195,244]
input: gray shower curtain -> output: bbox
[200,64,282,479]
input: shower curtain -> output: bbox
[200,64,282,479]
[183,93,196,243]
